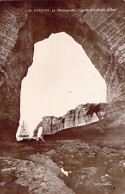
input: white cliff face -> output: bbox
[36,103,107,136]
[42,117,53,135]
[64,110,75,129]
[75,104,99,126]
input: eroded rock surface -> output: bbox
[1,140,125,194]
[0,0,125,141]
[0,154,74,194]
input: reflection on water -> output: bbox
[0,140,125,194]
[61,167,68,176]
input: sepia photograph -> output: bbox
[0,0,125,193]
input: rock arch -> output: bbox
[0,0,124,141]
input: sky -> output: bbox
[16,32,106,138]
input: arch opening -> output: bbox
[16,32,106,140]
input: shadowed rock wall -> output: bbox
[0,0,125,141]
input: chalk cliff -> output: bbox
[34,103,107,136]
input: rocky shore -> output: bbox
[0,141,74,194]
[0,139,125,194]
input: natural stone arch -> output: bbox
[0,0,124,141]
